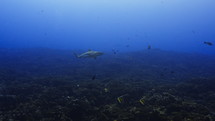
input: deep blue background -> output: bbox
[0,0,215,54]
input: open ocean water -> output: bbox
[0,0,215,121]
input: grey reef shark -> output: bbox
[74,49,104,59]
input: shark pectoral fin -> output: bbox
[73,53,78,58]
[73,53,80,58]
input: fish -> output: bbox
[92,74,96,80]
[117,94,129,103]
[104,88,109,92]
[74,49,104,59]
[148,45,151,50]
[204,41,213,46]
[170,71,175,74]
[139,97,145,105]
[191,30,196,34]
[112,48,119,54]
[117,96,124,103]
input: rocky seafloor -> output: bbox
[0,48,215,121]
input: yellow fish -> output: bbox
[139,97,145,105]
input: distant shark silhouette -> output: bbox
[204,41,213,46]
[74,50,104,59]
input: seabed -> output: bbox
[0,48,215,121]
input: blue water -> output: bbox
[1,1,215,120]
[0,0,215,55]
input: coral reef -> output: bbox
[0,48,215,121]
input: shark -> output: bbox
[74,50,104,59]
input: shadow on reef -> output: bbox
[0,48,215,121]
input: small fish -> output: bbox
[160,73,164,77]
[112,48,119,54]
[104,88,109,92]
[117,96,124,103]
[92,74,96,80]
[204,41,213,46]
[191,30,196,34]
[117,94,128,103]
[148,45,151,50]
[139,97,145,105]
